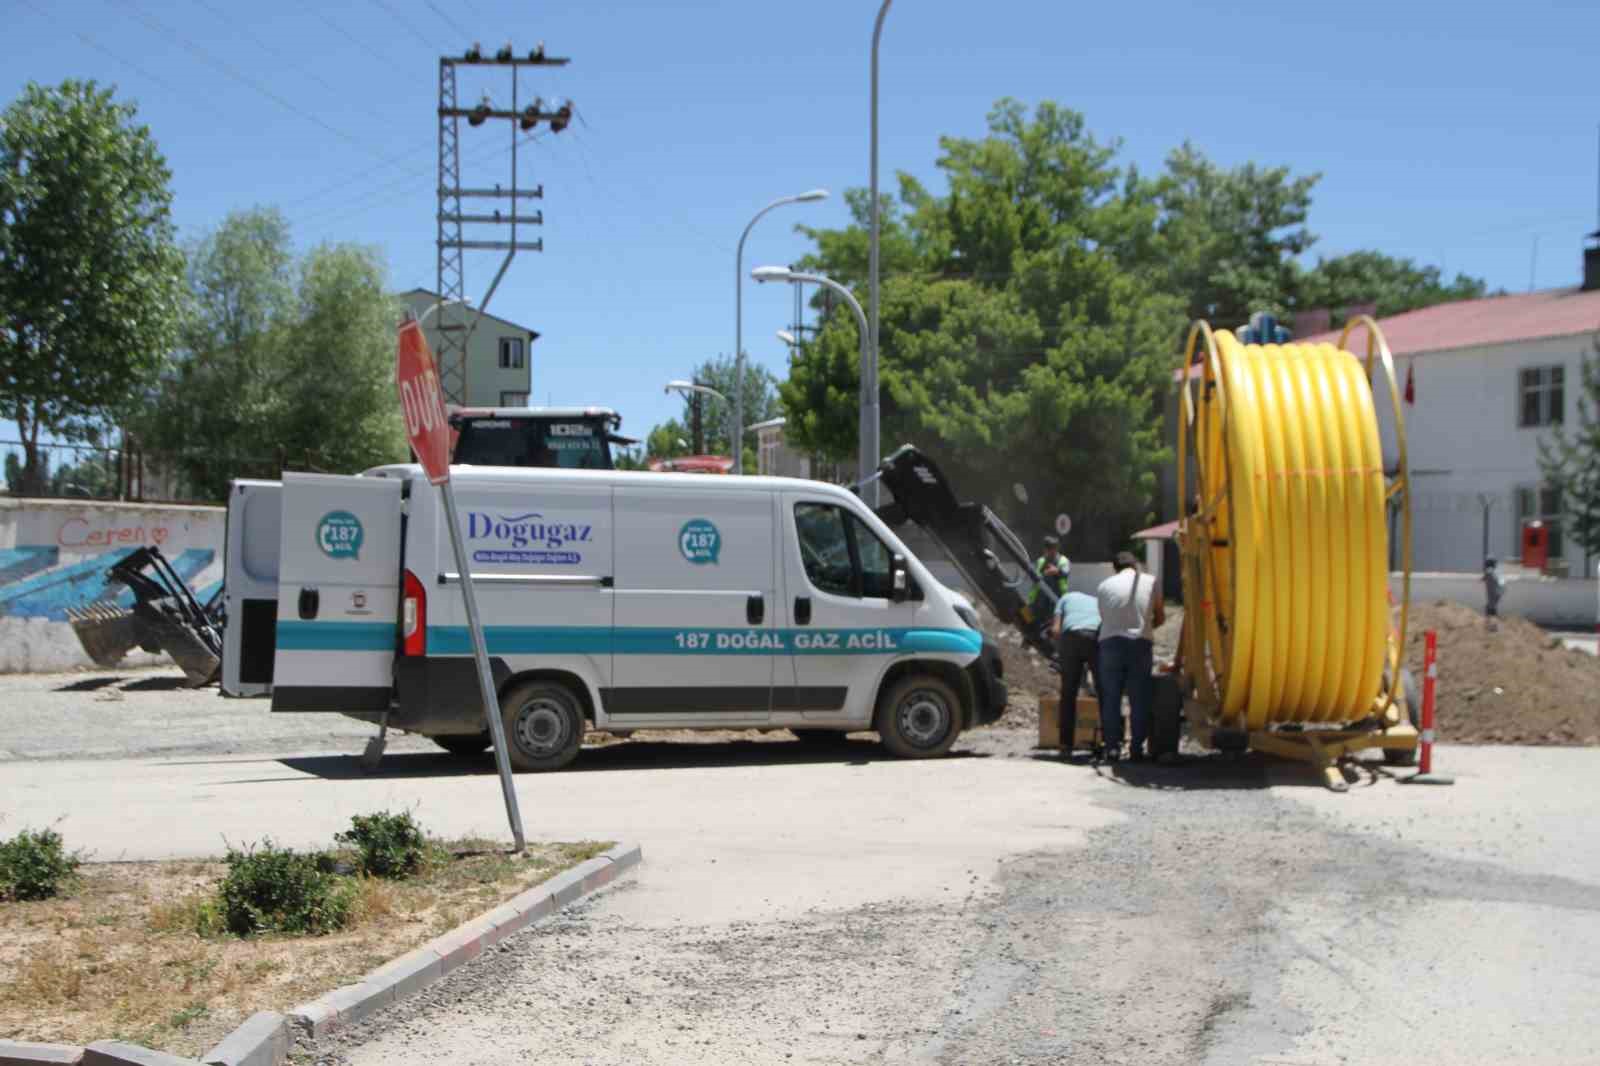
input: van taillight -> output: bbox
[401,569,426,656]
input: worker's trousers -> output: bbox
[1057,629,1099,749]
[1098,636,1154,754]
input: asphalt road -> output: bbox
[3,671,1597,1064]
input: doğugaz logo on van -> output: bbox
[466,511,593,565]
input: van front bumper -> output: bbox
[965,637,1008,726]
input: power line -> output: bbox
[366,0,438,51]
[304,3,404,70]
[422,0,473,42]
[15,0,234,123]
[109,0,383,156]
[186,0,410,136]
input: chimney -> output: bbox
[1585,230,1600,292]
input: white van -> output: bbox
[224,465,1006,770]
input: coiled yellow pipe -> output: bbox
[1177,321,1409,730]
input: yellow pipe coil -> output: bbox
[1182,326,1397,729]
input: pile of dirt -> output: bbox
[1402,600,1600,746]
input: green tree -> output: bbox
[1296,250,1490,327]
[785,100,1181,553]
[0,81,185,495]
[1539,334,1600,576]
[129,209,404,499]
[647,354,779,472]
[644,419,691,463]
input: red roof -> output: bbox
[1176,286,1600,380]
[1300,286,1600,355]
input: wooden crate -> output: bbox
[1039,693,1102,751]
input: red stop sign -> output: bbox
[396,320,451,485]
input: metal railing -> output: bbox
[1,440,314,505]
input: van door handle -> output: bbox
[794,596,811,625]
[746,594,764,625]
[298,587,319,620]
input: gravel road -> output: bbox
[0,667,434,761]
[298,736,1600,1066]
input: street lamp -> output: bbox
[735,189,828,476]
[665,379,734,457]
[751,266,879,506]
[869,0,893,455]
[776,330,798,347]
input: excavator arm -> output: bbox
[875,445,1060,667]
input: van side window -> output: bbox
[794,503,855,596]
[850,514,893,599]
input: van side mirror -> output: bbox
[891,554,909,603]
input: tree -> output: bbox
[647,354,779,471]
[0,81,185,495]
[1539,333,1600,576]
[785,100,1181,554]
[1297,250,1490,327]
[644,419,691,463]
[128,209,404,499]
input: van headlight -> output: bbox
[953,603,980,631]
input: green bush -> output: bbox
[217,841,355,936]
[336,810,429,880]
[0,827,81,901]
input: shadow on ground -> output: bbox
[266,737,990,782]
[1025,749,1397,791]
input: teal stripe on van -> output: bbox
[273,621,981,658]
[276,620,397,651]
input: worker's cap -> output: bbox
[1042,535,1060,548]
[1114,550,1140,570]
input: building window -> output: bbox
[1514,485,1564,559]
[499,391,528,407]
[498,337,525,370]
[1518,366,1564,427]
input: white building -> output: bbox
[1294,272,1600,577]
[398,288,538,408]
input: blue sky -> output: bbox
[6,0,1598,450]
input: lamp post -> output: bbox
[869,0,893,452]
[776,330,798,347]
[735,190,828,476]
[665,379,733,458]
[751,266,878,506]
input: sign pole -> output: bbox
[440,481,527,851]
[396,316,525,851]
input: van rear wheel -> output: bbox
[499,681,585,772]
[875,674,962,759]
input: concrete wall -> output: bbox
[0,498,225,672]
[1395,571,1598,628]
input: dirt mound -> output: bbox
[1402,601,1600,745]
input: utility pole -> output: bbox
[690,383,705,455]
[436,43,573,406]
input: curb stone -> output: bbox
[200,1013,286,1066]
[283,841,640,1043]
[0,1041,87,1066]
[82,1043,199,1066]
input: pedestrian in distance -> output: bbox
[1048,588,1101,759]
[1095,551,1165,763]
[1483,556,1505,631]
[1030,535,1071,608]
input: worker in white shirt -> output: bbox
[1095,551,1165,763]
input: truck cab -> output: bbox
[449,406,633,470]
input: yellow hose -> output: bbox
[1180,327,1401,728]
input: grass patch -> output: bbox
[0,839,611,1057]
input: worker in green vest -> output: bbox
[1032,535,1070,603]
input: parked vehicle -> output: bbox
[448,406,633,470]
[222,465,1006,770]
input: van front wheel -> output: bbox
[500,681,585,771]
[876,674,962,759]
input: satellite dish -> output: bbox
[1055,513,1072,537]
[1012,483,1029,505]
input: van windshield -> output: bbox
[452,417,612,470]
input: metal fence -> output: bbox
[1,439,305,506]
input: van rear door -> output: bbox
[222,479,281,697]
[270,473,403,713]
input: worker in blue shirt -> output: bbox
[1048,587,1101,758]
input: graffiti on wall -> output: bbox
[0,502,225,672]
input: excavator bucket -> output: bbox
[69,547,223,686]
[67,604,143,667]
